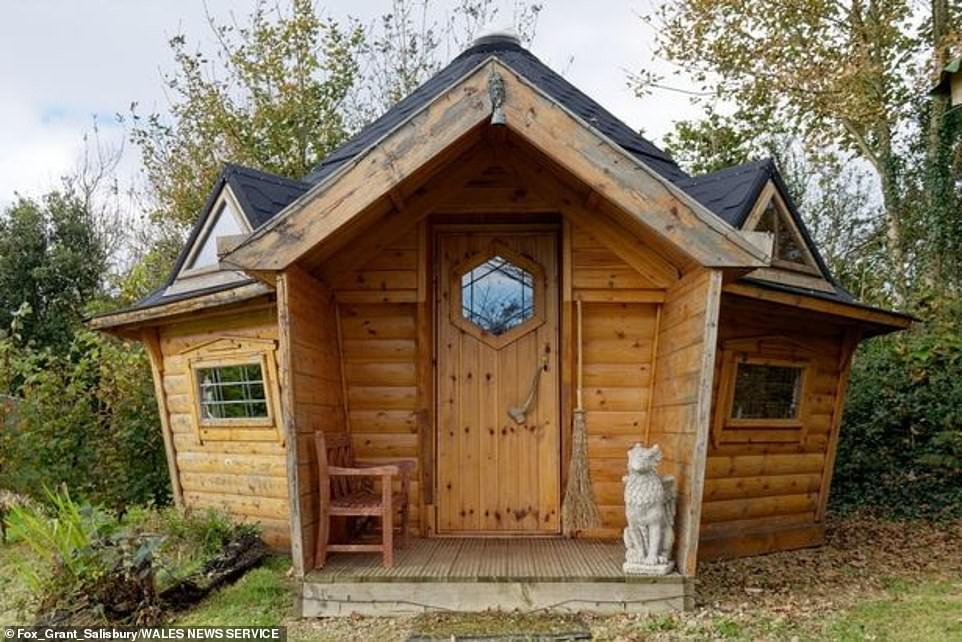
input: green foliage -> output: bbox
[833,296,962,518]
[642,1,962,295]
[153,507,258,560]
[129,0,365,230]
[0,328,169,511]
[662,111,759,175]
[0,190,107,350]
[5,491,260,625]
[6,487,119,595]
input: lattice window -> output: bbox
[713,337,816,446]
[451,243,544,348]
[730,362,803,420]
[196,362,269,420]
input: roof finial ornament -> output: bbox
[488,66,506,126]
[472,22,521,47]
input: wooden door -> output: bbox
[436,229,560,534]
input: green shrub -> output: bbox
[0,329,170,511]
[833,296,962,518]
[6,487,119,595]
[6,490,259,624]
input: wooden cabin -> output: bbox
[92,31,910,615]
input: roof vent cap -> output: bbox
[471,23,521,47]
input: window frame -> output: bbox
[713,336,816,446]
[450,241,546,349]
[181,336,283,444]
[191,355,274,426]
[745,184,821,277]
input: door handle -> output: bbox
[508,355,548,425]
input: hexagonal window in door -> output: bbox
[452,243,545,347]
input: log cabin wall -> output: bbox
[568,224,667,538]
[153,303,291,548]
[699,292,857,561]
[648,268,723,576]
[328,230,424,534]
[277,267,347,575]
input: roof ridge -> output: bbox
[304,40,687,184]
[223,161,312,189]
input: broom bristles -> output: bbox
[562,408,601,535]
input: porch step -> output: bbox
[300,537,691,616]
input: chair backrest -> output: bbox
[315,431,355,500]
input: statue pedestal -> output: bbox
[623,560,675,576]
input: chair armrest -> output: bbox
[328,465,400,477]
[366,460,415,476]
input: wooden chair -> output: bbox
[314,431,412,569]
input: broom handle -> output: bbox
[576,297,583,411]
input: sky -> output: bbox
[0,0,702,207]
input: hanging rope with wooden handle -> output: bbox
[508,354,548,424]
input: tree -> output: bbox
[0,188,107,349]
[130,0,366,230]
[637,0,962,295]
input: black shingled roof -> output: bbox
[305,38,688,186]
[679,159,774,227]
[111,35,869,319]
[135,163,310,310]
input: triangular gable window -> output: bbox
[185,196,247,272]
[750,191,818,273]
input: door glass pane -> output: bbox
[460,255,535,335]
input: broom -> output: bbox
[562,297,601,536]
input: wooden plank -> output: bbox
[816,326,861,520]
[724,282,912,331]
[142,328,184,507]
[226,61,493,271]
[577,289,666,303]
[91,283,275,334]
[505,156,680,287]
[699,524,825,561]
[497,68,766,267]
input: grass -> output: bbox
[2,514,960,640]
[822,580,962,642]
[0,538,35,627]
[171,555,294,627]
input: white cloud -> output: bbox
[0,0,700,205]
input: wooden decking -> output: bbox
[301,538,691,616]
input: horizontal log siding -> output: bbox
[159,306,290,548]
[332,231,422,532]
[648,269,721,575]
[571,226,666,538]
[699,293,851,560]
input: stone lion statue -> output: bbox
[622,443,676,575]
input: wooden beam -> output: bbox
[275,270,304,576]
[225,61,495,271]
[315,147,494,281]
[816,326,862,521]
[88,282,274,333]
[141,328,184,508]
[501,148,681,288]
[415,220,436,535]
[724,281,913,331]
[682,269,723,576]
[560,219,574,502]
[496,63,768,268]
[576,290,666,304]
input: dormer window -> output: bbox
[748,187,819,275]
[165,186,253,297]
[185,199,246,273]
